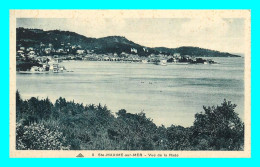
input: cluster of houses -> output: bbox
[27,63,65,73]
[17,44,215,67]
[16,42,92,60]
[16,52,66,73]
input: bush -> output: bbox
[166,125,192,150]
[16,122,70,150]
[16,91,244,150]
[191,99,244,150]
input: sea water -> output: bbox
[16,57,244,127]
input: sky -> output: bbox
[17,18,245,54]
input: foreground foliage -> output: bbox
[16,91,244,150]
[16,122,70,150]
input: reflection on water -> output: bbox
[17,57,244,127]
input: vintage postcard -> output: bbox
[9,10,251,158]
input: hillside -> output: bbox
[154,46,240,57]
[16,28,240,57]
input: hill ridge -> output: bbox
[16,27,240,57]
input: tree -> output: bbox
[16,122,70,150]
[166,125,191,150]
[192,99,244,150]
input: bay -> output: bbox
[16,57,244,127]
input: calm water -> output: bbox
[16,57,244,127]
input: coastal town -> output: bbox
[16,41,216,73]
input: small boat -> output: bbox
[53,69,59,73]
[142,59,148,64]
[154,60,167,66]
[160,62,167,66]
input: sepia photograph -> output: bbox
[9,10,251,158]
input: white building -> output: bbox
[131,48,138,53]
[76,50,85,54]
[173,53,181,58]
[28,51,36,58]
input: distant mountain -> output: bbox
[16,28,240,57]
[154,47,240,57]
[16,28,95,49]
[89,36,157,56]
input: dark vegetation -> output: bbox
[16,57,42,71]
[16,91,244,150]
[154,46,240,57]
[17,28,240,57]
